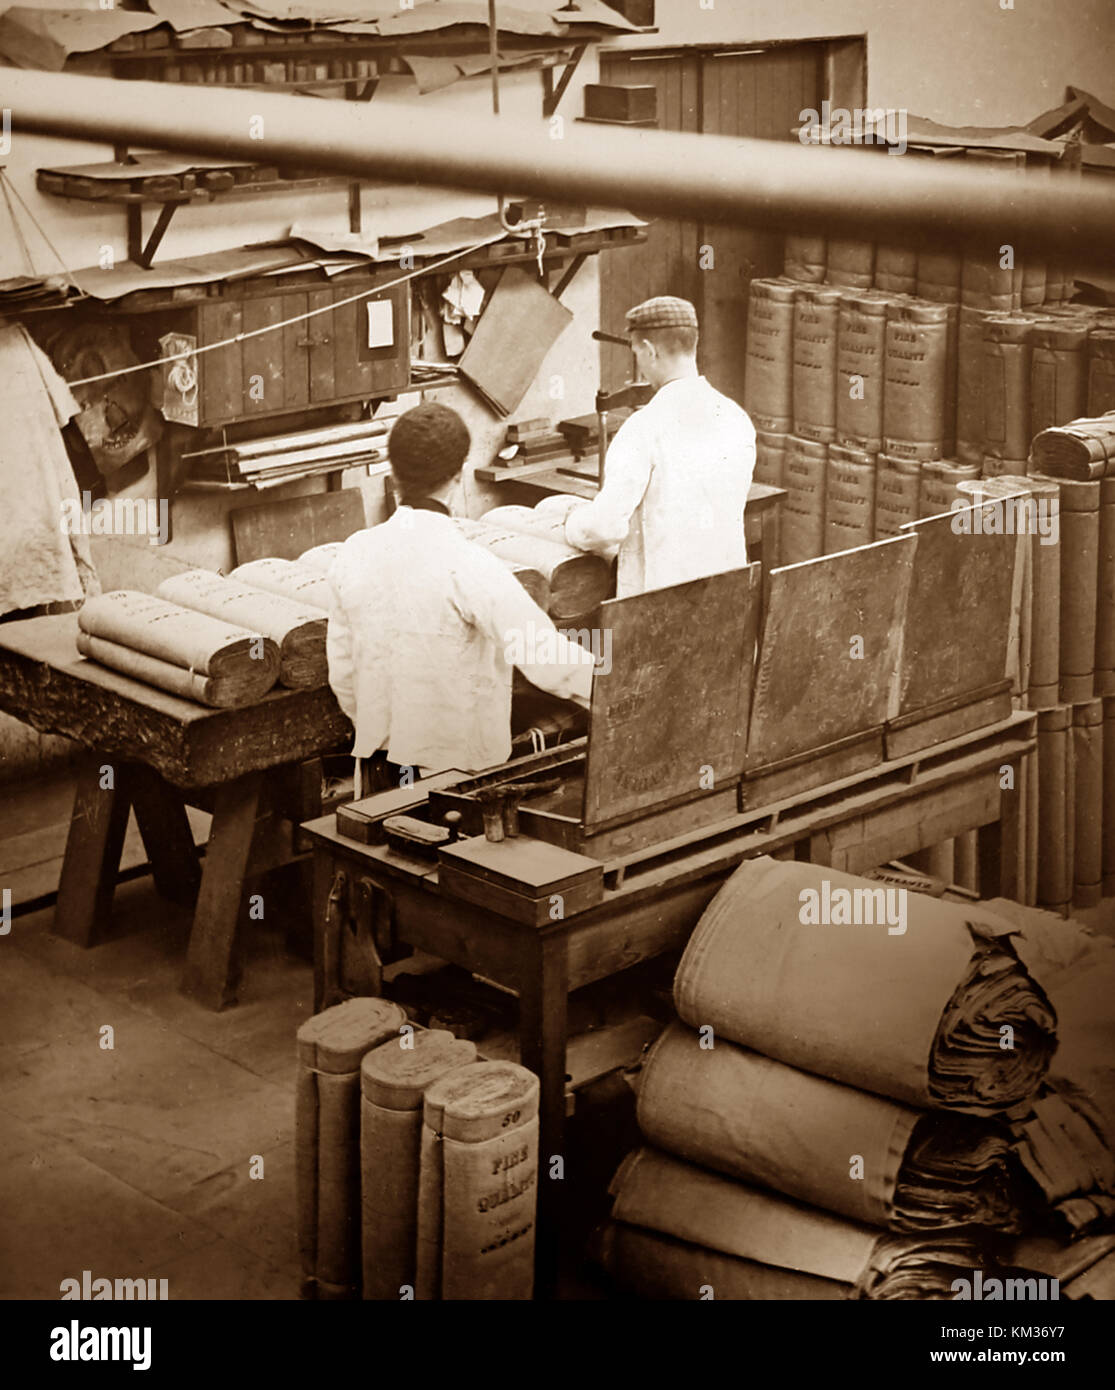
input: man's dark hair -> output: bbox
[631,326,699,356]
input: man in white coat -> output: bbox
[564,296,756,597]
[326,403,594,788]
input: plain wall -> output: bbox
[609,0,1115,126]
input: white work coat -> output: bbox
[325,506,594,773]
[565,376,756,596]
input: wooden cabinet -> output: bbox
[138,269,410,428]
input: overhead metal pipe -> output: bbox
[3,67,1114,264]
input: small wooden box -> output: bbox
[583,84,658,125]
[437,836,604,926]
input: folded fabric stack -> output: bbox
[597,856,1115,1301]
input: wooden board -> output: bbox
[457,266,573,417]
[583,565,762,830]
[231,488,365,565]
[896,507,1017,717]
[746,536,917,769]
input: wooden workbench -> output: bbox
[0,612,352,1009]
[301,708,1037,1296]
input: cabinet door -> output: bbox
[198,300,244,425]
[244,292,308,416]
[325,276,410,403]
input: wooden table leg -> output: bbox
[54,758,131,947]
[978,756,1024,901]
[181,771,264,1011]
[128,763,201,906]
[517,930,569,1300]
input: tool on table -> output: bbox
[475,778,562,842]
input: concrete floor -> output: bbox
[0,868,310,1300]
[3,769,1113,1302]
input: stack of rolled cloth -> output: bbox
[597,857,1088,1301]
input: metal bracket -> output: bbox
[126,199,185,269]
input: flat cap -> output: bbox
[625,296,699,332]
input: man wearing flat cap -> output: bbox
[564,296,756,596]
[326,402,593,784]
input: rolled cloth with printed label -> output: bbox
[156,568,327,689]
[77,589,279,706]
[1097,476,1115,696]
[1088,331,1115,417]
[415,1061,539,1300]
[1048,474,1100,703]
[636,1023,1023,1231]
[297,541,344,574]
[462,510,610,621]
[674,857,1057,1113]
[1036,705,1074,915]
[296,998,408,1299]
[873,454,921,538]
[883,299,948,460]
[956,306,993,464]
[1105,697,1115,895]
[1023,476,1062,709]
[1030,323,1089,437]
[743,277,796,433]
[915,249,961,305]
[836,289,889,453]
[360,1028,476,1301]
[982,314,1049,461]
[230,556,334,610]
[874,245,917,296]
[780,436,827,563]
[792,285,842,443]
[1073,700,1104,909]
[606,1147,988,1299]
[753,430,788,488]
[1030,414,1115,481]
[826,238,875,290]
[918,459,979,518]
[783,233,826,283]
[824,444,876,553]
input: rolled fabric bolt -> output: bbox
[873,453,921,539]
[1072,699,1104,910]
[826,238,875,290]
[792,285,843,443]
[836,289,889,453]
[982,315,1048,462]
[296,998,408,1300]
[754,430,788,488]
[1031,414,1115,481]
[915,249,962,305]
[298,541,344,574]
[982,456,1030,479]
[1104,697,1115,896]
[1052,475,1100,703]
[414,1061,539,1301]
[783,232,826,283]
[360,1028,477,1301]
[824,444,876,554]
[636,1023,1024,1231]
[956,306,994,464]
[1036,705,1074,915]
[874,245,917,296]
[675,857,1057,1113]
[781,436,827,563]
[1024,476,1062,709]
[1030,322,1090,436]
[744,278,797,434]
[943,302,959,457]
[1096,476,1115,696]
[1021,260,1047,310]
[918,459,979,518]
[1088,330,1115,417]
[883,299,949,462]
